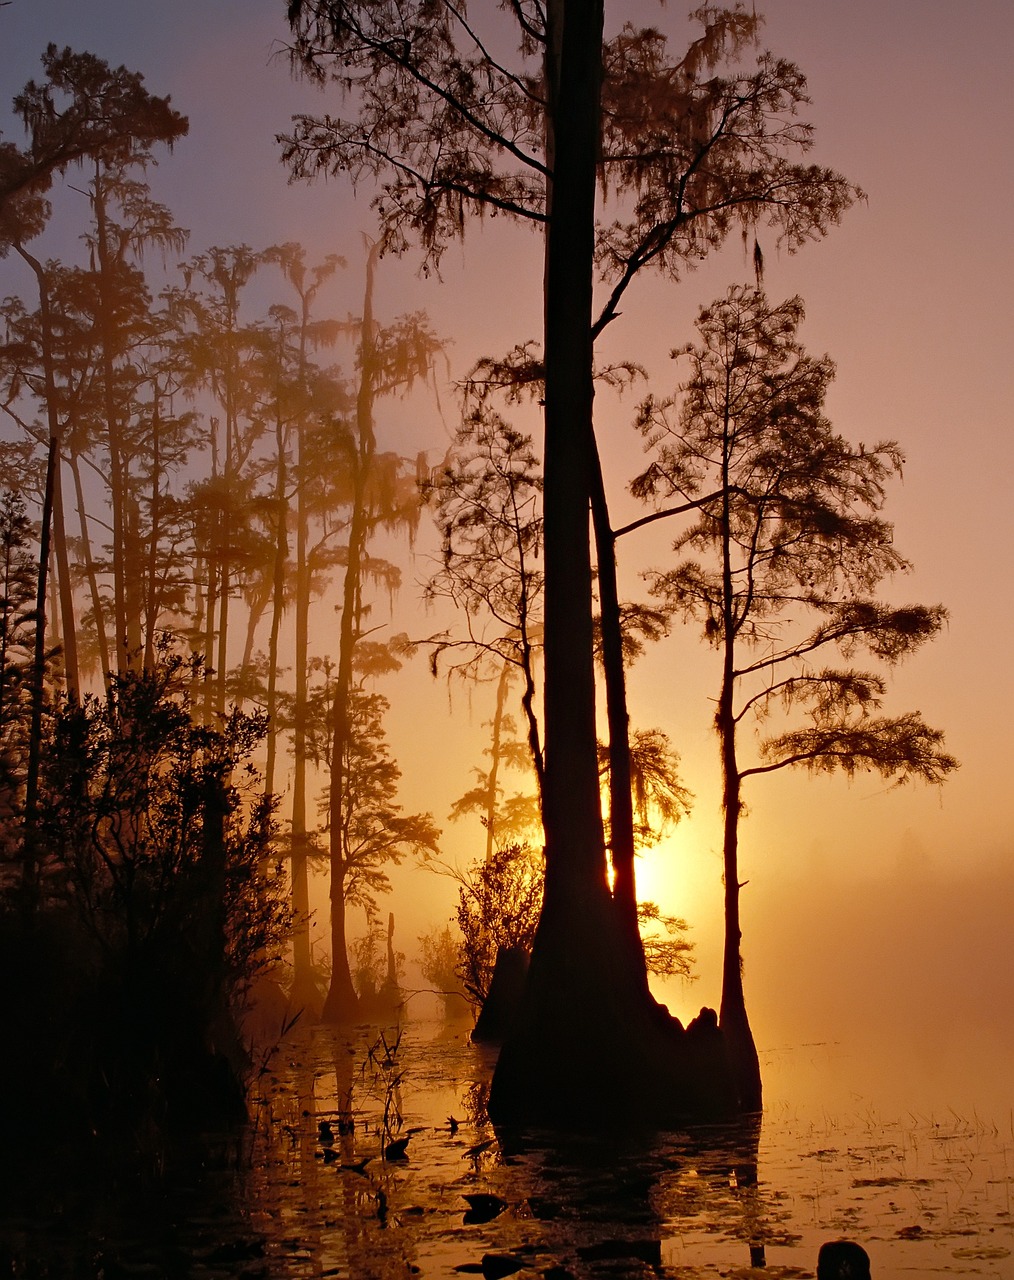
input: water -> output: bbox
[4,1016,1012,1277]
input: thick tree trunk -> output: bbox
[490,0,738,1125]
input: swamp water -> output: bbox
[3,1016,1012,1278]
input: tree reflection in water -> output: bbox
[239,1022,789,1277]
[4,1018,1012,1276]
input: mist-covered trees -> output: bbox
[1,49,441,1044]
[425,410,546,815]
[633,286,957,1105]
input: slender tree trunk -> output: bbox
[589,438,646,983]
[203,552,218,723]
[239,579,271,675]
[50,461,78,697]
[290,521,314,1005]
[716,420,761,1110]
[201,412,221,723]
[143,390,162,671]
[93,167,131,674]
[124,493,144,659]
[13,244,80,698]
[23,433,57,905]
[69,451,111,683]
[264,397,287,797]
[289,452,314,1006]
[216,447,232,719]
[716,670,761,1109]
[321,243,381,1023]
[484,661,511,863]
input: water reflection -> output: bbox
[239,1024,786,1278]
[3,1018,1012,1278]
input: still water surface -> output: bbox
[4,1015,1012,1277]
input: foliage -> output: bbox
[307,671,440,911]
[39,645,291,998]
[636,286,957,787]
[599,726,693,852]
[455,842,544,1008]
[0,44,187,244]
[448,758,542,848]
[637,901,695,981]
[424,412,544,680]
[349,910,405,1004]
[452,841,691,1008]
[283,4,857,297]
[418,922,464,997]
[634,285,956,1107]
[424,411,546,800]
[0,643,292,1153]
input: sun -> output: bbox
[634,825,723,936]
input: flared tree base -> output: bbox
[488,998,741,1127]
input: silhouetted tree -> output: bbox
[285,0,858,1118]
[286,370,354,1007]
[1,48,186,703]
[446,668,542,864]
[418,921,467,1015]
[634,286,958,1106]
[456,842,544,1011]
[424,411,545,807]
[258,247,347,1008]
[322,243,441,1020]
[430,404,692,996]
[0,46,186,224]
[307,651,440,1017]
[2,264,111,680]
[179,246,267,715]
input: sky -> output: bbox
[3,1,1013,1101]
